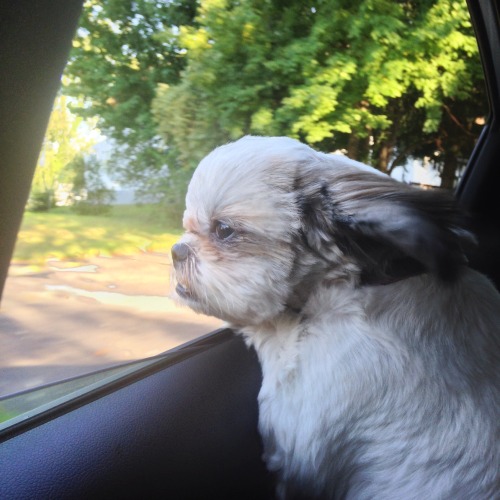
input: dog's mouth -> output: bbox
[176,281,194,300]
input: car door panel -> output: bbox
[0,330,274,499]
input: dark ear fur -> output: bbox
[296,172,475,283]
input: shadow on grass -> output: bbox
[13,205,182,264]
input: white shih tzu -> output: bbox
[171,136,500,499]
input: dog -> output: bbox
[171,136,500,499]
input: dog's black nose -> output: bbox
[172,243,190,262]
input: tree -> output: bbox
[153,0,486,189]
[65,0,198,189]
[64,0,486,210]
[30,94,98,211]
[405,0,486,188]
[69,154,115,215]
[153,0,322,165]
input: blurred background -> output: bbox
[0,0,487,401]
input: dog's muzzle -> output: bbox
[171,243,193,299]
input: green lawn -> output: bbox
[12,204,182,265]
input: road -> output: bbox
[0,253,222,397]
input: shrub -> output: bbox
[28,190,53,212]
[73,188,115,215]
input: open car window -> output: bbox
[0,0,495,436]
[0,1,499,498]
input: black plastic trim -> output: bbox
[0,328,235,442]
[0,0,84,301]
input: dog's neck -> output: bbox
[240,283,366,383]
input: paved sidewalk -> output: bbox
[0,253,221,397]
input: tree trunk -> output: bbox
[376,142,393,173]
[440,154,458,190]
[347,135,370,163]
[347,134,360,160]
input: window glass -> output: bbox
[0,0,488,424]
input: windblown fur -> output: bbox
[172,136,500,499]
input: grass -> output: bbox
[0,407,17,424]
[12,204,182,266]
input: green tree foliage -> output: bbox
[65,0,198,187]
[30,94,97,211]
[66,0,486,202]
[69,155,116,215]
[153,0,321,168]
[153,0,486,188]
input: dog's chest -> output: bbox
[244,309,376,487]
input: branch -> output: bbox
[442,104,475,137]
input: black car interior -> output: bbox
[0,0,498,498]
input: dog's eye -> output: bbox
[213,221,235,241]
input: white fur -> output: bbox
[172,136,500,499]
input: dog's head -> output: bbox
[171,136,473,325]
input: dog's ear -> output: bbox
[296,171,475,283]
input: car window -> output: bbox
[0,0,488,426]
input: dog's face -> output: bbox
[172,136,471,325]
